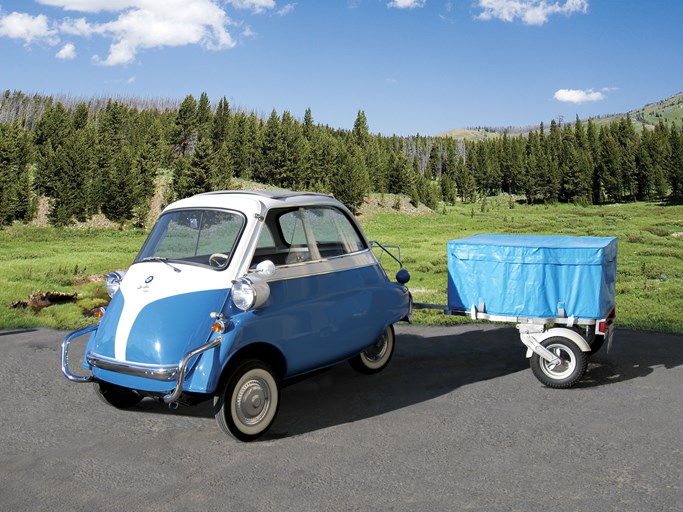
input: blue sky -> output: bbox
[0,0,681,136]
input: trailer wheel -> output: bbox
[214,360,279,442]
[349,325,395,374]
[93,382,143,409]
[530,337,587,388]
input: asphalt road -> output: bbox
[1,325,681,512]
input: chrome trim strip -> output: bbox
[61,324,98,382]
[86,353,180,381]
[268,250,378,281]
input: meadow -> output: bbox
[1,196,682,333]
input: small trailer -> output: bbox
[412,234,617,388]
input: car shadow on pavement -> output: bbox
[133,325,530,434]
[128,326,683,439]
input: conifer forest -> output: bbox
[0,90,682,227]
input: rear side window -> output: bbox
[278,207,366,259]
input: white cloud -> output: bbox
[127,76,135,84]
[387,0,426,9]
[226,0,276,13]
[277,3,297,16]
[476,0,588,26]
[56,42,76,59]
[24,1,239,66]
[553,88,607,104]
[37,0,140,13]
[0,11,59,45]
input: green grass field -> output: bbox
[1,197,682,332]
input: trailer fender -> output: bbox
[524,327,591,358]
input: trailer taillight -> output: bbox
[597,307,616,335]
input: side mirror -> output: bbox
[396,268,410,285]
[255,260,276,278]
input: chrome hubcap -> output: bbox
[363,335,387,363]
[235,378,270,426]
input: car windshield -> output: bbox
[135,209,245,269]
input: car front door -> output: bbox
[251,205,386,376]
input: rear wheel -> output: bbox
[530,337,587,388]
[349,325,395,375]
[93,381,143,409]
[214,360,280,442]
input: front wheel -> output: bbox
[93,381,143,409]
[349,325,395,375]
[214,360,280,442]
[530,337,587,388]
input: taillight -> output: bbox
[597,308,616,335]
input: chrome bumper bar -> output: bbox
[61,324,98,382]
[61,325,223,404]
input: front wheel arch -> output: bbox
[215,341,286,395]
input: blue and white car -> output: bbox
[62,191,411,441]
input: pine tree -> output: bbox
[332,145,369,214]
[0,123,33,224]
[197,92,212,141]
[668,124,683,196]
[174,94,198,156]
[258,109,282,184]
[212,141,234,190]
[211,97,231,150]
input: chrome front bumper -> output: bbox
[61,325,223,404]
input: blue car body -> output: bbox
[62,191,410,428]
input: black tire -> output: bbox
[529,337,588,388]
[213,360,280,442]
[349,325,395,375]
[93,381,143,409]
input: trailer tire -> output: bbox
[530,337,587,388]
[94,381,143,409]
[349,325,395,374]
[214,359,279,442]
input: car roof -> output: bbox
[164,189,348,215]
[199,190,331,201]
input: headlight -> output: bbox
[232,275,270,311]
[104,270,126,298]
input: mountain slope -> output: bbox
[440,91,683,139]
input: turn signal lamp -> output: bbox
[211,319,226,334]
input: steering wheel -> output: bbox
[209,253,229,268]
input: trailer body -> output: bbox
[447,234,617,319]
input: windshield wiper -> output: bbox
[140,256,182,273]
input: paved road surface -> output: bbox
[1,325,681,512]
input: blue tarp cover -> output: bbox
[447,234,617,319]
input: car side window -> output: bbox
[279,207,366,260]
[251,206,367,268]
[304,207,366,257]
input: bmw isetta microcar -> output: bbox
[62,191,411,441]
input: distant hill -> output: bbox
[439,91,683,139]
